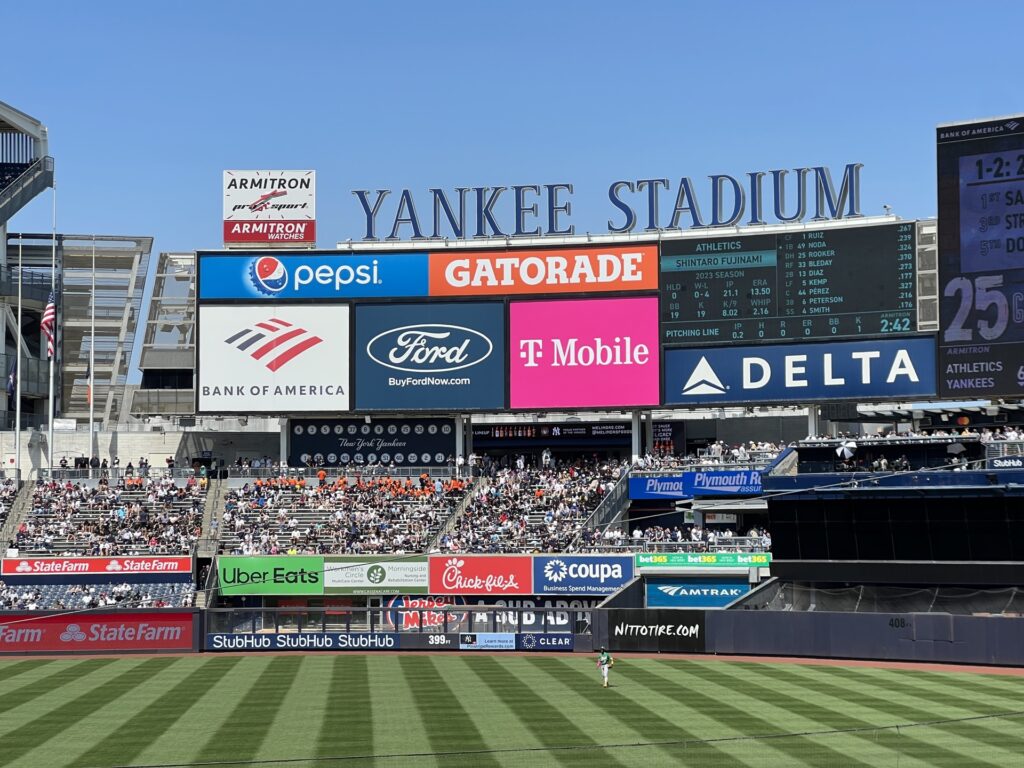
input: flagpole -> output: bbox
[89,235,95,449]
[47,186,56,474]
[14,239,22,480]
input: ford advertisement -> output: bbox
[664,337,938,405]
[354,302,505,410]
[532,556,634,595]
[198,253,429,300]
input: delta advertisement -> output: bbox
[197,304,350,413]
[509,296,660,409]
[629,470,762,500]
[645,579,751,608]
[663,337,938,405]
[427,244,659,296]
[0,556,192,577]
[218,556,428,596]
[354,302,506,410]
[288,417,456,467]
[198,252,429,300]
[532,556,634,595]
[223,170,316,245]
[0,612,197,653]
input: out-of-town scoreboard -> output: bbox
[660,221,917,345]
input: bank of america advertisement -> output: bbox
[198,304,350,413]
[354,302,505,410]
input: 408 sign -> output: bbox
[289,418,456,467]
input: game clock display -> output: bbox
[937,117,1024,398]
[660,223,916,345]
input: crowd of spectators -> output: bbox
[0,580,194,610]
[221,474,468,555]
[0,477,17,529]
[13,474,206,556]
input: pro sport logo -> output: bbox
[250,256,288,295]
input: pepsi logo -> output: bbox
[250,257,288,295]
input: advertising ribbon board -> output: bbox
[646,579,751,608]
[608,608,706,653]
[635,552,772,569]
[532,556,634,595]
[0,612,196,653]
[1,557,191,576]
[206,633,399,652]
[428,556,533,595]
[218,556,325,596]
[324,556,428,595]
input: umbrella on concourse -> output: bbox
[947,442,967,455]
[836,441,857,460]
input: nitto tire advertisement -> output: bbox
[607,608,706,653]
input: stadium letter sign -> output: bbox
[218,556,325,596]
[532,556,634,595]
[663,337,937,405]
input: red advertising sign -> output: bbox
[428,556,533,595]
[0,612,195,653]
[222,220,316,244]
[1,557,192,576]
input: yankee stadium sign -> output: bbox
[350,164,863,240]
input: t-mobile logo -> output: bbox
[518,337,649,368]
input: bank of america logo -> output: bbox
[682,356,727,395]
[224,318,323,371]
[1007,120,1021,131]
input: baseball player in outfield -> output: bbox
[597,647,614,688]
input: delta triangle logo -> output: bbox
[681,356,727,396]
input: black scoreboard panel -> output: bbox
[660,222,916,345]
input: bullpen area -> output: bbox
[0,653,1022,767]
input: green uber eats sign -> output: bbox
[219,556,324,595]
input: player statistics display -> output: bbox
[660,222,916,345]
[937,116,1024,398]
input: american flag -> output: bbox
[224,317,322,371]
[40,291,56,359]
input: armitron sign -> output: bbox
[224,170,316,246]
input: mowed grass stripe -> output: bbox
[0,658,116,718]
[315,655,373,758]
[462,655,629,768]
[0,657,177,766]
[396,655,502,767]
[757,663,1015,765]
[367,654,435,762]
[528,657,746,767]
[72,656,242,768]
[0,658,52,683]
[195,655,304,764]
[254,656,331,763]
[867,666,1024,707]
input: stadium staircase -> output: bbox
[0,156,54,223]
[427,475,487,551]
[569,466,634,550]
[0,480,36,548]
[197,478,224,558]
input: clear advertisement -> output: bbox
[289,417,456,467]
[223,170,316,245]
[532,556,634,595]
[635,552,772,569]
[427,244,658,297]
[324,557,428,595]
[354,302,505,410]
[515,633,574,651]
[645,579,750,608]
[1,556,191,576]
[0,612,195,653]
[198,304,350,413]
[509,296,660,409]
[198,253,429,300]
[663,337,937,405]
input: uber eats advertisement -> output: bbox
[217,556,429,596]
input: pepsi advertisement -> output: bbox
[664,337,937,405]
[532,556,634,595]
[354,302,506,410]
[289,417,456,467]
[197,252,429,300]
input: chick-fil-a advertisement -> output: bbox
[509,296,660,409]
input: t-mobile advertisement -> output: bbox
[509,297,660,409]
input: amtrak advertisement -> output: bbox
[645,579,750,608]
[664,336,937,405]
[197,252,429,300]
[354,302,506,410]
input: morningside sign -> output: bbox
[350,164,864,241]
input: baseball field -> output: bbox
[0,653,1022,767]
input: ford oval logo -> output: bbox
[367,324,493,373]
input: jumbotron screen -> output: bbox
[660,222,916,345]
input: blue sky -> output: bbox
[4,1,1023,250]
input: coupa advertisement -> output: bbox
[509,296,660,409]
[354,302,505,410]
[645,578,750,608]
[663,336,937,405]
[197,252,429,300]
[289,417,456,467]
[0,612,197,653]
[197,304,350,413]
[532,556,634,595]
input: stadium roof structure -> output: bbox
[0,99,52,231]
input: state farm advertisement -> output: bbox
[428,556,533,595]
[427,245,658,296]
[0,612,196,653]
[223,170,316,245]
[1,556,191,576]
[509,296,660,409]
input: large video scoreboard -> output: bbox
[660,222,916,345]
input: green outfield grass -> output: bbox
[0,654,1022,767]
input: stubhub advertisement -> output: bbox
[533,556,634,595]
[355,302,505,410]
[198,253,429,300]
[664,337,937,405]
[510,297,660,409]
